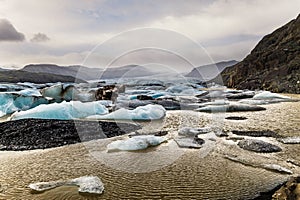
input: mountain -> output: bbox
[22,64,155,80]
[100,65,155,79]
[0,70,85,83]
[22,64,102,80]
[185,60,238,80]
[221,14,300,93]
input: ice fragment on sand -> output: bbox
[29,176,104,194]
[107,135,166,151]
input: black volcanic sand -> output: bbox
[0,119,141,151]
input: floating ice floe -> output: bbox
[11,101,108,120]
[178,127,212,137]
[253,91,290,100]
[107,135,166,151]
[87,104,166,120]
[196,103,266,113]
[165,85,205,96]
[29,176,104,194]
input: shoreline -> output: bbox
[0,97,299,199]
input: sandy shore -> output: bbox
[0,97,299,199]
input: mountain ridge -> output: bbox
[221,14,300,93]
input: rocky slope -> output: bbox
[221,14,300,93]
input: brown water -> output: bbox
[0,97,299,200]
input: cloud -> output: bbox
[0,0,299,68]
[0,19,25,41]
[30,33,50,42]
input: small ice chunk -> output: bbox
[253,91,290,100]
[238,99,270,105]
[262,164,293,174]
[178,127,212,137]
[278,137,300,144]
[174,137,202,149]
[70,176,104,194]
[107,135,166,151]
[87,104,166,120]
[29,176,104,194]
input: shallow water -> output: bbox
[0,96,299,199]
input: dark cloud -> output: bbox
[0,19,25,41]
[30,33,50,42]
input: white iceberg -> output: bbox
[41,84,78,101]
[87,104,166,120]
[29,176,104,194]
[11,101,108,120]
[107,135,166,151]
[253,91,290,100]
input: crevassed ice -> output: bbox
[87,104,166,120]
[11,101,108,120]
[0,93,49,117]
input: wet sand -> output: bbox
[0,96,299,199]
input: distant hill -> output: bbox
[100,65,155,79]
[22,64,155,80]
[221,14,300,93]
[22,64,101,80]
[0,67,10,72]
[0,70,85,83]
[185,60,238,80]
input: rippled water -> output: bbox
[0,97,299,199]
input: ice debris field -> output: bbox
[0,79,297,121]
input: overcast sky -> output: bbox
[0,0,299,70]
